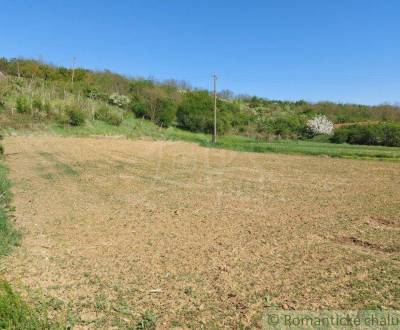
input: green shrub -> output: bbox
[0,280,58,329]
[32,97,43,111]
[15,96,30,114]
[382,123,400,146]
[154,98,176,127]
[54,110,69,126]
[95,106,123,126]
[109,93,130,108]
[43,102,51,114]
[330,127,349,144]
[130,97,146,118]
[136,310,157,330]
[65,105,86,126]
[176,91,232,134]
[130,91,177,127]
[331,123,400,147]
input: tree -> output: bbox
[176,91,233,134]
[307,115,334,135]
[130,87,177,127]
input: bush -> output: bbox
[15,96,30,114]
[130,96,146,118]
[95,106,123,126]
[306,115,334,136]
[330,128,349,144]
[32,97,43,111]
[109,93,130,108]
[154,98,176,127]
[257,114,306,139]
[65,105,86,126]
[176,91,232,134]
[331,123,400,147]
[130,92,177,127]
[177,91,213,133]
[54,110,69,126]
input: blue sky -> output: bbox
[1,0,399,105]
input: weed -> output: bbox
[136,310,157,330]
[55,163,78,176]
[16,95,30,114]
[65,105,86,126]
[95,106,123,126]
[0,279,62,329]
[184,286,193,296]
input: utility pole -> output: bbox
[17,60,20,78]
[71,57,76,84]
[212,74,218,143]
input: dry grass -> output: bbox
[3,136,400,328]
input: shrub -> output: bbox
[154,98,176,127]
[306,115,334,136]
[109,93,130,108]
[54,110,70,126]
[257,114,306,139]
[330,128,349,144]
[95,106,123,126]
[136,310,157,330]
[43,102,52,114]
[32,97,43,111]
[65,105,86,126]
[382,123,400,146]
[331,123,400,147]
[15,96,30,114]
[130,96,146,118]
[176,91,213,133]
[176,91,233,134]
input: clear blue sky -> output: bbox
[1,0,399,105]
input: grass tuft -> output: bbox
[136,310,157,330]
[0,165,20,257]
[0,280,56,330]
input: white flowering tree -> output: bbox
[307,115,334,135]
[109,93,130,108]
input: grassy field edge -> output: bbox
[0,162,61,329]
[6,116,400,161]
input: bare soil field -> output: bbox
[3,136,400,328]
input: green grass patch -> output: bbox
[7,114,400,160]
[54,163,78,176]
[0,164,20,257]
[0,163,62,329]
[205,137,400,160]
[0,281,59,330]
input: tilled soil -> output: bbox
[3,136,400,328]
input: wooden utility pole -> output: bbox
[212,74,218,143]
[17,60,20,78]
[71,57,76,84]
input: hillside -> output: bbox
[1,57,400,150]
[1,58,400,328]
